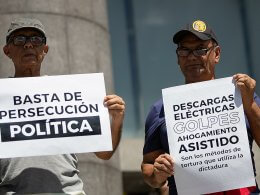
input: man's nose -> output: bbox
[187,51,197,60]
[24,40,33,49]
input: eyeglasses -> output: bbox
[176,46,215,57]
[8,36,46,46]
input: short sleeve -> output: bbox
[143,99,165,154]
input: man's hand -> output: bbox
[142,151,174,188]
[104,94,125,122]
[233,74,256,109]
[153,153,174,185]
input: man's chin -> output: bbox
[186,70,203,77]
[185,72,207,83]
[20,62,40,69]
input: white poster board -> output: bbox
[0,73,112,158]
[162,77,255,195]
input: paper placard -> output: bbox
[162,77,255,195]
[0,73,112,158]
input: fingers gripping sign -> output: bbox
[233,74,256,109]
[104,94,125,120]
[153,153,174,186]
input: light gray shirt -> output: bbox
[0,154,85,194]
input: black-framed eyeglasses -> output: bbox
[8,36,46,46]
[176,46,215,57]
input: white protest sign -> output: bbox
[162,77,255,195]
[0,73,112,158]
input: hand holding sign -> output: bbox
[154,153,174,185]
[104,94,125,121]
[233,74,256,109]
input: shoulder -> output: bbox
[143,99,167,154]
[145,99,164,128]
[149,99,164,113]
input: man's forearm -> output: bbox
[110,118,123,153]
[95,118,123,160]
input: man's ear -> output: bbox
[43,45,49,56]
[214,46,221,63]
[3,45,11,58]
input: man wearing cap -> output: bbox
[141,20,260,195]
[1,18,125,194]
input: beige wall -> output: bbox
[0,0,123,194]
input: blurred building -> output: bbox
[107,0,260,194]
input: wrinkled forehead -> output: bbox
[178,33,213,48]
[10,28,44,37]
